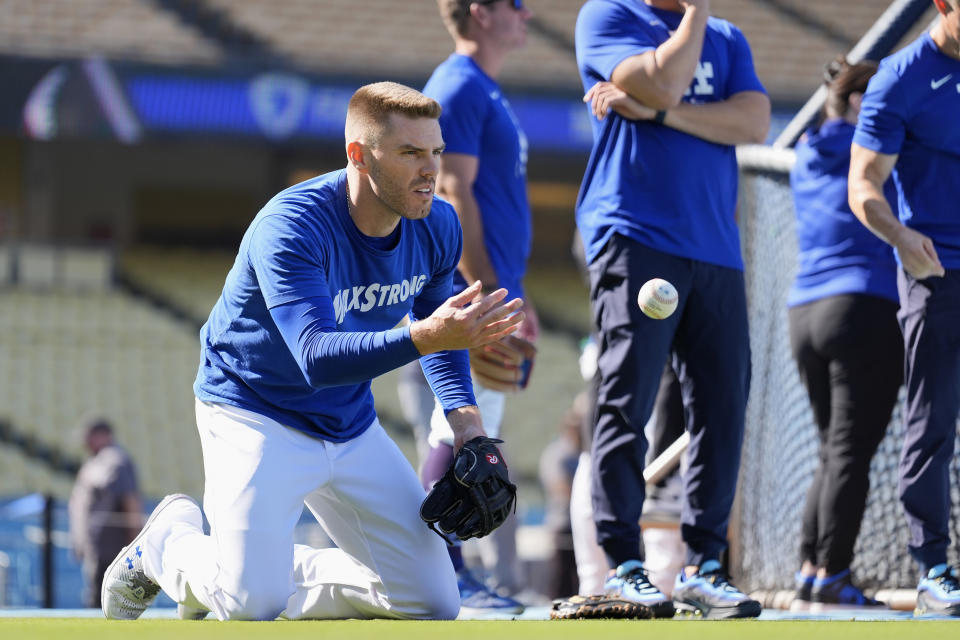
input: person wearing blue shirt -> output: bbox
[100,82,524,622]
[788,57,901,611]
[414,0,538,615]
[849,0,960,617]
[574,0,769,619]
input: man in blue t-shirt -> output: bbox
[413,0,537,614]
[99,82,525,622]
[849,0,960,617]
[574,0,769,619]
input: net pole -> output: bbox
[773,0,934,149]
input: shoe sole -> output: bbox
[915,593,960,617]
[101,493,200,619]
[674,599,762,620]
[550,595,658,620]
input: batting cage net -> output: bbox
[731,145,960,593]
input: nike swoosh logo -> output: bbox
[931,74,953,89]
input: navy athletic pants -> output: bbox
[897,268,960,574]
[587,234,751,568]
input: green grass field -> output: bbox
[2,618,959,640]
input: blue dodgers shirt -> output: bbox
[788,119,898,307]
[854,32,960,268]
[195,169,469,441]
[423,54,531,301]
[575,0,766,269]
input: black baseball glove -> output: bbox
[420,436,517,542]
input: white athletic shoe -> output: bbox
[101,493,202,620]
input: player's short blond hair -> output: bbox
[345,82,442,147]
[437,0,475,37]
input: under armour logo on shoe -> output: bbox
[486,454,499,464]
[126,557,134,570]
[135,545,142,558]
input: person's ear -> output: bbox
[469,2,492,28]
[347,141,368,173]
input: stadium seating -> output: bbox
[0,0,222,66]
[118,246,234,324]
[0,0,932,104]
[0,286,203,499]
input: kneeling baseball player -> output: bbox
[100,81,519,621]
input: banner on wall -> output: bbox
[0,55,593,152]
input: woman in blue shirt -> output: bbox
[788,57,903,611]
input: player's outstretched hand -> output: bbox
[410,281,524,355]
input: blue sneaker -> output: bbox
[790,572,815,611]
[916,564,960,617]
[603,560,675,618]
[456,568,524,616]
[810,569,884,611]
[672,560,761,619]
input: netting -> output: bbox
[732,145,960,592]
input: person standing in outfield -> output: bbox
[788,57,901,611]
[99,81,525,622]
[848,0,960,617]
[418,0,538,614]
[572,0,769,619]
[68,417,142,608]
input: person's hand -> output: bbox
[411,281,524,355]
[584,82,657,122]
[892,225,945,279]
[469,334,537,392]
[679,0,710,12]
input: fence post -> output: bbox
[43,493,54,608]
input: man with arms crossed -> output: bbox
[573,0,769,619]
[419,0,538,613]
[100,81,523,621]
[848,0,960,616]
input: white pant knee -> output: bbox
[418,588,459,621]
[222,586,290,621]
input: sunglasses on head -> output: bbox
[476,0,525,10]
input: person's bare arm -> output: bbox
[436,153,498,291]
[609,0,710,109]
[585,82,769,145]
[849,142,944,279]
[444,405,487,453]
[658,91,770,145]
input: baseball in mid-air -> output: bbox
[637,278,678,319]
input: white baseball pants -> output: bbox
[149,399,459,620]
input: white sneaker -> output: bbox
[101,493,202,619]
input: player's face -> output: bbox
[949,0,960,44]
[486,0,532,51]
[366,114,444,221]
